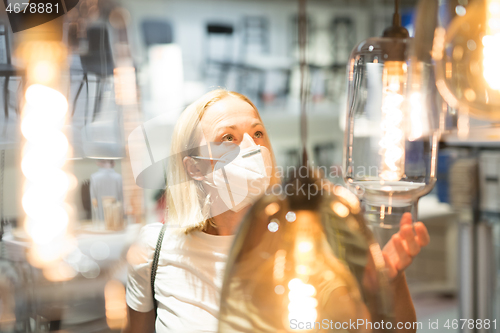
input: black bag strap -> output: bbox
[151,223,167,316]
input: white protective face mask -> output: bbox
[193,139,272,212]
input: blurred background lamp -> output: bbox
[433,0,500,122]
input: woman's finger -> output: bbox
[399,212,413,227]
[392,234,412,271]
[414,222,430,247]
[400,224,421,256]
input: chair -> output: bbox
[141,19,173,48]
[205,23,235,87]
[236,16,269,101]
[72,23,114,123]
[240,16,269,58]
[328,17,356,101]
[330,16,356,67]
[0,22,23,119]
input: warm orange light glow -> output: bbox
[332,201,350,218]
[431,27,446,61]
[483,0,500,90]
[114,66,137,105]
[333,186,360,213]
[265,202,280,216]
[43,261,77,282]
[27,243,64,268]
[273,249,286,282]
[284,211,322,328]
[287,278,318,325]
[32,60,57,84]
[25,84,68,113]
[105,280,127,330]
[21,85,70,246]
[15,31,75,282]
[458,107,470,139]
[21,80,72,273]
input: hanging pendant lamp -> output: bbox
[343,0,440,233]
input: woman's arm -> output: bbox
[390,273,417,332]
[123,224,162,333]
[122,306,155,333]
[382,213,431,333]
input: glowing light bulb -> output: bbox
[32,60,57,85]
[483,0,500,90]
[287,278,318,325]
[332,201,350,217]
[105,280,128,330]
[432,0,500,121]
[298,240,313,253]
[25,207,69,245]
[283,211,321,329]
[21,80,70,268]
[379,61,406,181]
[25,84,68,114]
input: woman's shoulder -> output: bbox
[134,222,185,252]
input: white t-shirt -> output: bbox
[125,222,235,333]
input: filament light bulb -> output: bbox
[287,278,318,325]
[379,61,406,181]
[344,17,439,234]
[285,212,319,328]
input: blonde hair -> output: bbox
[165,89,279,233]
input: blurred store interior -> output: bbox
[0,0,498,332]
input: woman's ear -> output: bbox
[183,156,205,181]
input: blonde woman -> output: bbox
[123,90,430,333]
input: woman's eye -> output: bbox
[254,131,264,139]
[222,134,234,142]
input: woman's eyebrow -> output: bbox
[215,125,237,131]
[214,123,262,132]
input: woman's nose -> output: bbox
[239,133,257,149]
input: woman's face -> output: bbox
[183,95,273,215]
[199,96,271,153]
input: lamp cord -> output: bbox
[393,0,401,27]
[298,0,309,166]
[0,150,4,240]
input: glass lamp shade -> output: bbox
[343,37,439,230]
[218,172,394,332]
[433,0,500,121]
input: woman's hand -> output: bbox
[382,212,430,280]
